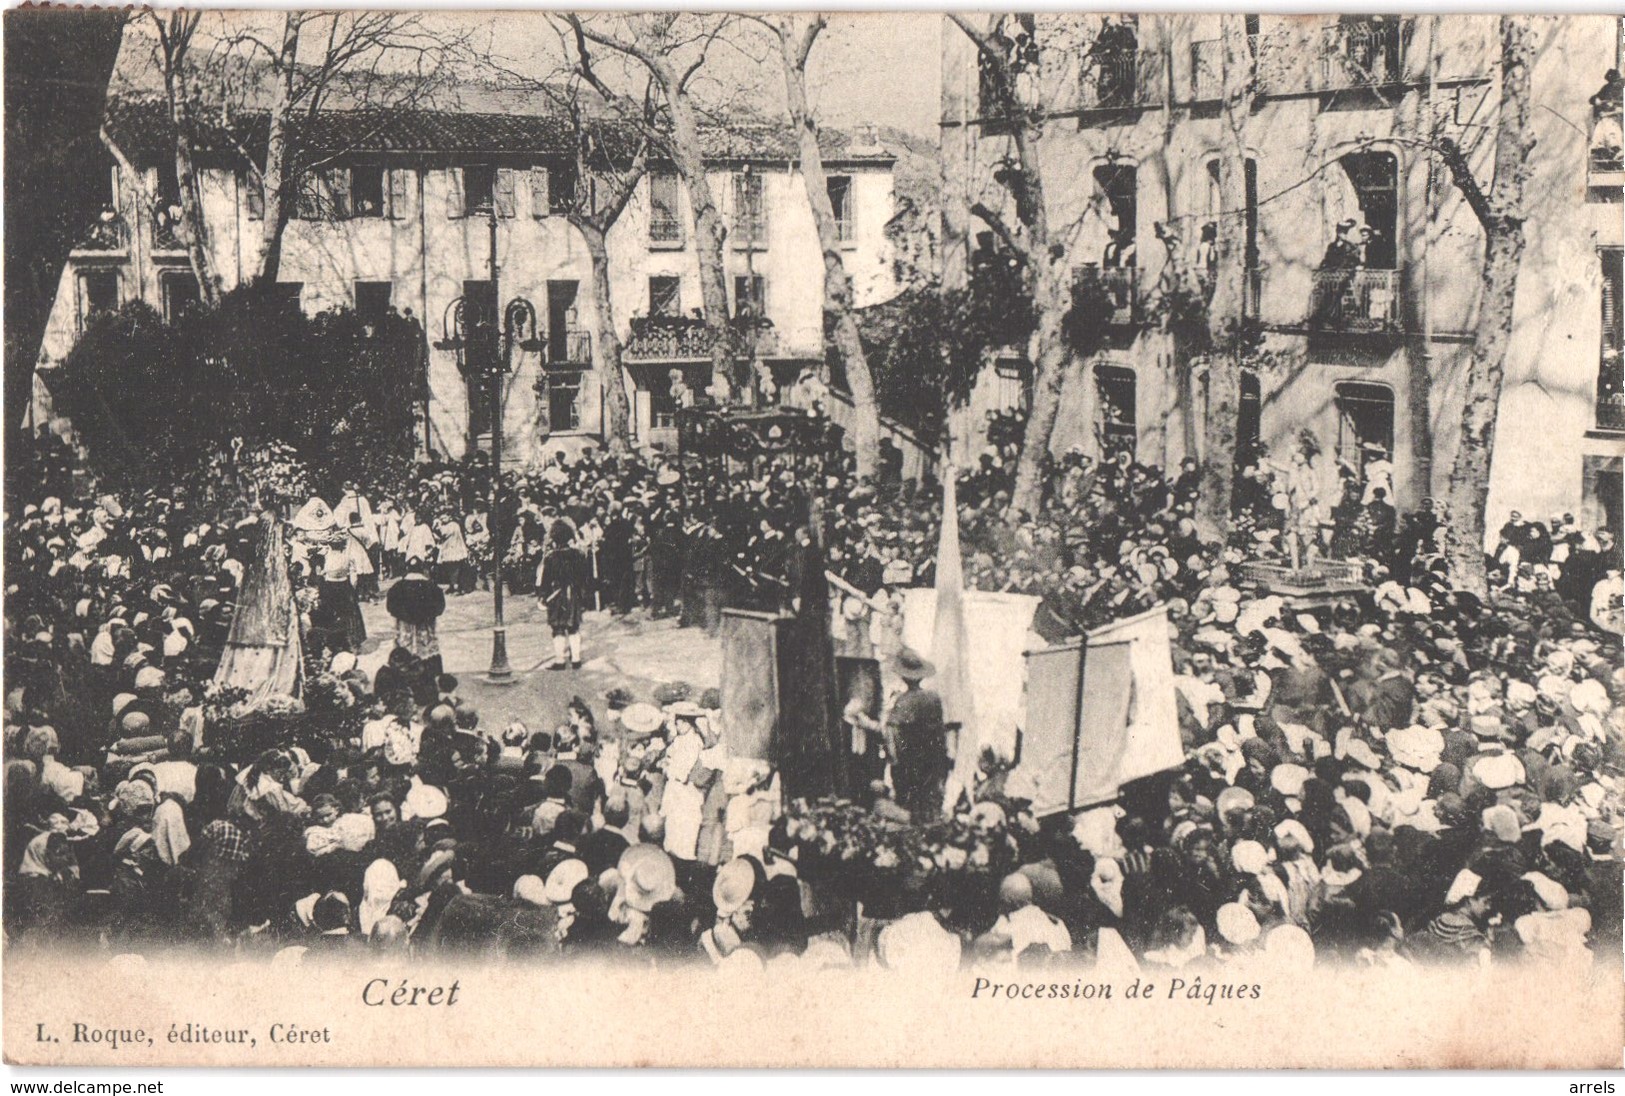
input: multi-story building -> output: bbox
[31,95,897,463]
[940,14,1624,539]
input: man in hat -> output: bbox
[886,649,948,822]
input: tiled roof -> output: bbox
[104,95,893,166]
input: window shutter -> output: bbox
[387,168,409,219]
[495,169,517,218]
[295,172,322,220]
[530,167,549,219]
[244,174,264,220]
[330,168,352,220]
[446,168,465,219]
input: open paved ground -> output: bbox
[356,587,721,731]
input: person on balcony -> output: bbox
[1314,218,1363,327]
[1591,70,1623,173]
[1090,18,1138,107]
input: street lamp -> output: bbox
[434,202,542,685]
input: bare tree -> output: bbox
[747,13,881,478]
[210,12,470,283]
[1438,16,1535,594]
[552,76,652,456]
[1195,14,1253,537]
[565,13,739,402]
[143,11,221,305]
[947,13,1075,518]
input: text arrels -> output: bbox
[362,977,462,1007]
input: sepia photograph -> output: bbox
[1,6,1622,1070]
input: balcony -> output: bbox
[731,217,768,250]
[546,328,592,367]
[1589,142,1624,198]
[649,215,683,246]
[1077,263,1142,325]
[1079,49,1162,112]
[1188,37,1259,101]
[1597,393,1625,433]
[1309,267,1403,334]
[624,316,713,361]
[1199,264,1265,320]
[151,214,186,253]
[1319,20,1407,91]
[73,211,128,254]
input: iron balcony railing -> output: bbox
[624,323,713,361]
[1319,20,1407,90]
[152,216,186,253]
[649,215,683,244]
[1310,267,1403,333]
[731,216,768,248]
[1188,37,1259,100]
[1079,264,1142,325]
[1080,48,1163,110]
[547,328,593,366]
[75,212,129,252]
[1596,393,1625,432]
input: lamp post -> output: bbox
[436,201,541,685]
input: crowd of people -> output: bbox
[4,408,1623,975]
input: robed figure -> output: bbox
[214,515,303,706]
[775,505,844,799]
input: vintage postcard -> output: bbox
[3,8,1623,1069]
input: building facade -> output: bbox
[33,99,897,464]
[940,14,1624,540]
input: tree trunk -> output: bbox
[1441,16,1533,596]
[161,60,219,305]
[1444,228,1524,593]
[666,90,735,401]
[579,221,633,455]
[1196,14,1250,536]
[252,14,302,284]
[775,19,880,479]
[1009,256,1070,517]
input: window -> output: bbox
[78,270,119,328]
[548,163,577,216]
[733,275,766,319]
[1238,370,1262,460]
[1327,16,1404,87]
[547,281,582,364]
[294,169,351,220]
[464,165,496,215]
[355,281,392,328]
[1094,164,1137,268]
[827,176,854,241]
[649,276,682,318]
[161,271,199,324]
[274,281,303,312]
[350,166,385,217]
[462,279,497,437]
[732,171,766,245]
[995,357,1033,413]
[1336,151,1399,269]
[1086,17,1143,109]
[651,365,708,429]
[548,373,583,432]
[1095,364,1137,459]
[977,14,1035,119]
[649,173,682,243]
[1204,157,1259,268]
[1334,382,1395,486]
[1599,247,1624,430]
